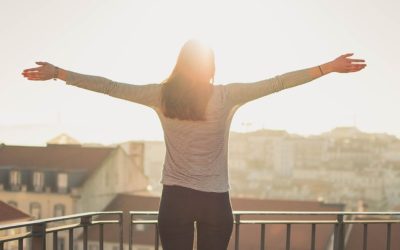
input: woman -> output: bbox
[22,40,366,250]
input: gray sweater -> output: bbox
[66,68,318,192]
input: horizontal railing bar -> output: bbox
[234,220,400,224]
[131,220,398,225]
[345,220,400,224]
[46,223,82,233]
[232,211,400,216]
[130,220,400,226]
[0,211,123,230]
[130,211,159,215]
[132,220,158,224]
[0,232,31,243]
[91,220,120,225]
[241,220,337,224]
[130,211,400,216]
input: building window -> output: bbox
[33,171,45,192]
[8,201,18,208]
[9,170,21,190]
[30,202,41,220]
[57,173,68,193]
[54,204,66,217]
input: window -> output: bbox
[54,204,66,217]
[57,173,68,193]
[10,170,21,190]
[30,202,41,220]
[33,171,45,192]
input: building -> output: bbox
[77,141,149,213]
[0,201,31,250]
[225,127,400,211]
[0,136,150,250]
[141,141,166,194]
[0,143,114,219]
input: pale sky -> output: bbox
[0,0,399,145]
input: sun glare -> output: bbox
[1,0,399,145]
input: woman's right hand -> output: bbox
[328,53,367,73]
[22,62,57,81]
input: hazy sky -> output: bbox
[0,0,399,145]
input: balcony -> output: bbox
[1,211,400,250]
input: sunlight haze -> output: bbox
[0,0,399,145]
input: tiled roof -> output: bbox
[0,201,31,223]
[0,144,114,171]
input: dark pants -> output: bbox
[158,185,234,250]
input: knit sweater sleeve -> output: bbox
[65,71,161,108]
[224,67,319,106]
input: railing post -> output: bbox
[286,224,291,250]
[31,223,46,250]
[260,224,265,250]
[53,231,58,250]
[386,223,391,250]
[129,213,133,250]
[80,216,92,250]
[363,224,368,250]
[235,214,240,250]
[311,223,316,250]
[119,213,124,250]
[99,224,104,250]
[155,224,159,250]
[69,228,74,250]
[334,214,344,250]
[18,238,23,250]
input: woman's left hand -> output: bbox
[329,53,367,73]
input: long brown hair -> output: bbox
[161,40,215,121]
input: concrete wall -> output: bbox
[77,144,149,213]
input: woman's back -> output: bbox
[157,85,236,192]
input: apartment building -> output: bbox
[0,134,150,250]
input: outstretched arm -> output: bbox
[22,62,161,108]
[225,53,366,106]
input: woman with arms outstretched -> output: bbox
[22,40,366,250]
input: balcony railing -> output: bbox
[129,211,400,250]
[1,211,400,250]
[0,211,123,250]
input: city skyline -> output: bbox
[1,0,399,145]
[1,124,398,147]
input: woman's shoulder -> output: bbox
[210,84,229,103]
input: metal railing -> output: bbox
[1,211,399,250]
[129,211,400,250]
[0,211,123,250]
